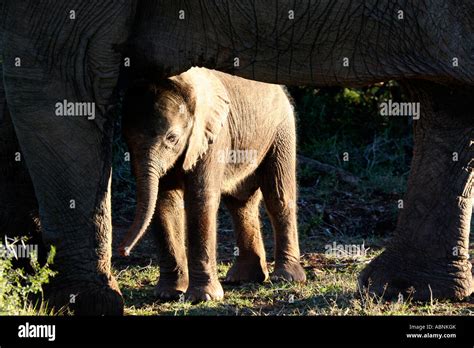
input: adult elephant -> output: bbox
[1,1,472,315]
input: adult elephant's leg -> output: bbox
[360,82,473,300]
[0,103,41,255]
[4,87,123,315]
[3,1,134,314]
[0,52,38,242]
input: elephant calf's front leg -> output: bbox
[185,187,224,302]
[152,188,188,301]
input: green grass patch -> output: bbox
[115,249,473,316]
[0,241,57,315]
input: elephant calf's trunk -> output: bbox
[118,173,159,256]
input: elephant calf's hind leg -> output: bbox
[260,123,306,283]
[223,191,269,284]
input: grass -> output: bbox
[0,242,57,315]
[114,185,474,317]
[115,249,474,316]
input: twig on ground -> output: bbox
[297,154,360,187]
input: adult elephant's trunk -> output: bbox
[119,167,159,257]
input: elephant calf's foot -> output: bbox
[155,286,185,302]
[359,250,473,301]
[45,277,124,315]
[154,273,188,302]
[271,260,306,283]
[186,279,224,303]
[224,257,269,284]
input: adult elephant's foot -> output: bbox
[185,280,224,303]
[359,249,473,301]
[45,276,124,315]
[271,260,307,282]
[364,82,474,302]
[154,272,188,301]
[224,257,269,284]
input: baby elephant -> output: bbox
[119,67,305,302]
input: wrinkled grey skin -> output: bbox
[0,1,472,314]
[120,68,305,302]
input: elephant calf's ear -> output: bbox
[175,68,230,171]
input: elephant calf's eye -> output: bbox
[165,132,179,145]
